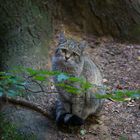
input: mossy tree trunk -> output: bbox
[0,0,52,70]
[0,1,54,140]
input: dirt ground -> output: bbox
[1,36,140,140]
[48,36,140,140]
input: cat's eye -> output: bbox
[73,52,79,57]
[61,49,67,53]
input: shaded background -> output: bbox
[0,0,140,140]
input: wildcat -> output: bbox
[52,33,105,126]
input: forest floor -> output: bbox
[81,36,140,140]
[47,36,140,140]
[1,36,140,140]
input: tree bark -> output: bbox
[0,0,54,139]
[0,0,52,70]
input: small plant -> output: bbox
[0,113,36,140]
[0,71,26,97]
[119,134,128,140]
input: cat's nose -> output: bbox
[65,56,70,61]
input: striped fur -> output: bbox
[52,34,105,125]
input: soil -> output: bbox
[44,35,140,140]
[48,35,140,140]
[1,35,140,140]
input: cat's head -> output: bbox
[54,33,87,64]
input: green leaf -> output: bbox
[15,84,25,90]
[65,89,79,94]
[95,89,140,101]
[0,92,3,97]
[68,77,82,82]
[82,82,92,91]
[26,68,38,75]
[57,73,69,82]
[0,72,6,77]
[80,129,86,135]
[38,70,61,76]
[34,75,46,81]
[131,93,140,99]
[57,83,80,94]
[7,90,17,97]
[95,93,111,99]
[119,134,128,140]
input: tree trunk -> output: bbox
[0,0,54,139]
[0,0,52,70]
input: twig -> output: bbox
[17,83,58,94]
[31,80,45,92]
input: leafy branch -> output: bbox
[0,67,140,119]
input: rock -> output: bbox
[132,133,140,140]
[102,79,108,83]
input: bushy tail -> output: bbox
[55,100,84,126]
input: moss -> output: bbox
[0,0,53,70]
[0,113,36,140]
[128,24,140,43]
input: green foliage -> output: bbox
[119,134,128,140]
[56,74,93,94]
[80,129,87,135]
[0,113,36,140]
[57,73,69,82]
[0,71,26,97]
[57,82,80,94]
[0,67,139,101]
[95,90,140,101]
[0,67,139,139]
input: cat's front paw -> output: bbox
[56,113,84,126]
[64,113,84,126]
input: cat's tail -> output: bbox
[55,100,84,126]
[56,113,84,126]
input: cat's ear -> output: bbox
[79,41,87,51]
[58,32,66,43]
